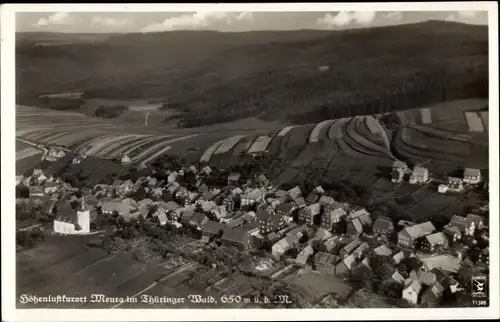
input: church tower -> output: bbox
[77,196,91,233]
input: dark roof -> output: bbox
[202,191,217,201]
[201,220,225,234]
[190,212,207,224]
[256,209,273,222]
[306,192,320,204]
[314,252,338,266]
[372,216,393,231]
[55,203,77,223]
[181,211,194,221]
[222,228,250,244]
[276,202,296,214]
[227,217,245,228]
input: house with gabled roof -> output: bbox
[321,205,347,232]
[298,203,321,225]
[288,186,302,199]
[466,213,484,230]
[340,238,362,258]
[323,236,340,254]
[463,168,481,185]
[275,202,298,217]
[221,227,254,251]
[292,196,307,209]
[419,232,449,254]
[448,215,475,236]
[402,280,423,305]
[335,254,358,278]
[272,235,299,259]
[296,245,314,265]
[372,216,395,242]
[201,220,225,243]
[256,209,286,234]
[189,212,209,229]
[227,172,241,186]
[409,167,429,185]
[374,245,393,257]
[180,211,195,226]
[398,221,436,248]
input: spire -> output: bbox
[80,196,86,211]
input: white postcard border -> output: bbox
[1,2,499,321]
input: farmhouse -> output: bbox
[466,213,484,230]
[318,195,337,208]
[409,167,429,184]
[227,172,241,186]
[463,168,482,184]
[442,225,462,246]
[420,282,445,306]
[241,188,265,207]
[180,211,195,226]
[372,216,394,241]
[45,148,66,162]
[321,205,347,232]
[374,245,393,257]
[296,245,314,265]
[340,238,362,258]
[201,220,225,242]
[398,221,436,249]
[346,210,372,236]
[29,186,44,198]
[402,280,423,305]
[168,171,179,184]
[298,203,321,225]
[447,215,475,236]
[220,228,253,251]
[419,232,449,253]
[288,186,302,199]
[335,254,357,278]
[189,212,209,229]
[256,209,286,234]
[292,196,307,209]
[351,242,370,260]
[44,182,58,195]
[272,235,299,259]
[447,177,464,192]
[275,202,298,217]
[393,160,409,172]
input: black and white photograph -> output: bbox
[1,2,498,321]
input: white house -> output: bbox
[463,168,481,185]
[121,155,131,165]
[402,280,423,305]
[409,167,429,184]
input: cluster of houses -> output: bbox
[391,161,484,194]
[16,157,489,307]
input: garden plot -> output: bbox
[16,147,42,161]
[36,130,73,143]
[113,135,167,157]
[213,135,247,155]
[94,134,150,157]
[16,155,43,175]
[85,134,139,156]
[248,135,273,154]
[282,271,353,304]
[233,135,257,155]
[328,118,349,140]
[266,133,286,156]
[309,119,335,143]
[200,139,225,163]
[54,130,105,149]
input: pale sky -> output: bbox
[15,11,488,33]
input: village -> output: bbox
[15,146,490,308]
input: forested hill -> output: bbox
[17,20,488,126]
